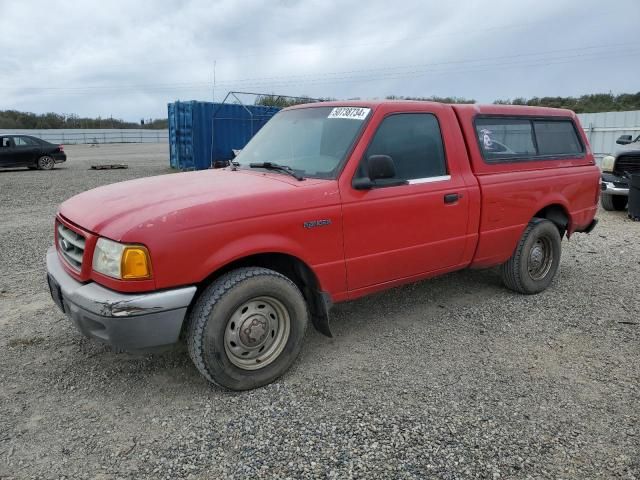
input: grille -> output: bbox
[614,155,640,176]
[57,223,86,270]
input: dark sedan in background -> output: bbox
[0,134,66,170]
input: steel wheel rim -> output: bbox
[40,156,53,169]
[224,296,291,370]
[528,236,553,281]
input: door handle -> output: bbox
[444,193,460,204]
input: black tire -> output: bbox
[501,218,562,294]
[37,155,55,170]
[186,267,308,390]
[600,193,627,211]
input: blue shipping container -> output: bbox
[168,101,281,170]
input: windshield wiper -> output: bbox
[249,162,305,181]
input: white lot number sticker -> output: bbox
[328,107,370,120]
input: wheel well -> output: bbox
[195,253,331,336]
[204,252,319,291]
[533,204,570,237]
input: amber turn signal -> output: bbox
[121,246,152,280]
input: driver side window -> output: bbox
[358,113,447,181]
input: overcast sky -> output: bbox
[1,0,639,121]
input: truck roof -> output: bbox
[286,100,577,117]
[451,103,577,118]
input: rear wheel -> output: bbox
[501,218,562,294]
[37,155,55,170]
[187,267,308,390]
[601,193,627,211]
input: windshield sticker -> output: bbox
[328,107,371,120]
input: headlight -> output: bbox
[92,238,152,280]
[601,155,615,173]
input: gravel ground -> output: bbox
[0,143,638,479]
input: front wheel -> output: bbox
[601,193,627,211]
[501,218,562,294]
[37,155,55,170]
[186,267,308,390]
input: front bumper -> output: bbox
[46,247,196,350]
[601,172,629,196]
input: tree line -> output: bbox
[256,92,640,112]
[254,94,334,108]
[2,92,639,129]
[493,92,640,113]
[253,94,475,107]
[0,110,168,129]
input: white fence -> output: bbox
[2,110,639,154]
[577,110,640,159]
[0,129,168,145]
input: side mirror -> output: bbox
[353,155,406,190]
[367,155,396,180]
[352,177,373,190]
[616,135,633,145]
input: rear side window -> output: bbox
[362,113,447,181]
[14,136,38,146]
[533,121,582,155]
[476,118,536,160]
[475,116,583,162]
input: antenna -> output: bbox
[211,59,217,168]
[212,60,216,103]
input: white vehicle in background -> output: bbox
[600,134,640,211]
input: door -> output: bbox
[12,136,41,166]
[341,112,471,291]
[0,136,19,167]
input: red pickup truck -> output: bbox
[46,101,599,390]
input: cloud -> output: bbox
[0,0,639,120]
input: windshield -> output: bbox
[235,106,371,179]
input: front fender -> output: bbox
[200,233,313,282]
[198,234,336,338]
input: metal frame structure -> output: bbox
[210,91,322,167]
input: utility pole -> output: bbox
[212,60,216,104]
[211,59,217,168]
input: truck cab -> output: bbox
[46,101,599,390]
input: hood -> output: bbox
[59,168,337,241]
[614,142,640,157]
